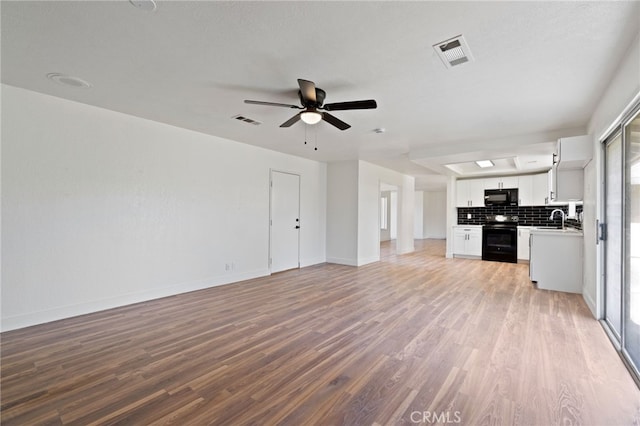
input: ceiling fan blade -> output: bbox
[280,113,301,128]
[297,79,317,104]
[323,99,377,111]
[322,112,351,131]
[244,100,301,109]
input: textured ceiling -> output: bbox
[2,1,639,190]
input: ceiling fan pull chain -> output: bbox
[304,124,307,145]
[314,126,318,151]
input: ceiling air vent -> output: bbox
[232,115,262,126]
[433,35,474,69]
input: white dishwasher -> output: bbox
[529,228,583,294]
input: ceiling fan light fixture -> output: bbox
[301,111,322,125]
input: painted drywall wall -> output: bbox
[326,161,415,266]
[1,84,327,331]
[358,161,415,264]
[582,160,597,315]
[380,191,391,242]
[585,31,640,318]
[423,191,447,239]
[445,177,458,258]
[390,190,398,240]
[326,161,359,265]
[414,191,424,239]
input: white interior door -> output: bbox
[270,171,300,273]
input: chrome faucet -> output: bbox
[549,209,565,229]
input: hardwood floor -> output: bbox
[2,239,639,425]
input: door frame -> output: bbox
[269,169,301,273]
[601,129,624,343]
[599,99,640,385]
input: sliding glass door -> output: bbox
[603,104,640,381]
[624,110,640,371]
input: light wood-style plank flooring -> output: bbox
[2,239,639,425]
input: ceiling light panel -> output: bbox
[475,160,494,168]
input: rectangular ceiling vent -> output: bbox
[232,115,262,126]
[433,35,474,69]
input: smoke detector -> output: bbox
[129,0,157,12]
[433,35,474,69]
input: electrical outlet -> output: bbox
[225,263,231,271]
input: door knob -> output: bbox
[295,225,300,229]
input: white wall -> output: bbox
[1,84,327,331]
[358,161,415,264]
[423,191,447,239]
[380,191,391,242]
[445,177,458,258]
[326,161,359,265]
[325,160,414,266]
[414,191,424,239]
[585,31,640,318]
[390,190,398,240]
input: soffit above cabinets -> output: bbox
[410,139,558,178]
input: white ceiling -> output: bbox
[2,1,639,190]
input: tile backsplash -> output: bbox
[457,205,583,229]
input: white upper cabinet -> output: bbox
[557,135,592,170]
[519,173,549,206]
[456,179,485,207]
[484,176,518,190]
[532,172,550,205]
[457,173,552,207]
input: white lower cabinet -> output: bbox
[517,227,531,261]
[529,229,583,293]
[453,226,482,257]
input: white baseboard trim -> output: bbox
[326,257,358,266]
[300,257,326,268]
[357,256,379,266]
[1,268,270,332]
[396,246,415,255]
[583,290,598,319]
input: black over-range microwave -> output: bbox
[484,188,518,206]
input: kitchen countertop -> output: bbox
[529,227,583,236]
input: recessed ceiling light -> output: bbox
[475,160,494,168]
[129,0,157,12]
[46,73,92,89]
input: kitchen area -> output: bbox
[451,135,591,294]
